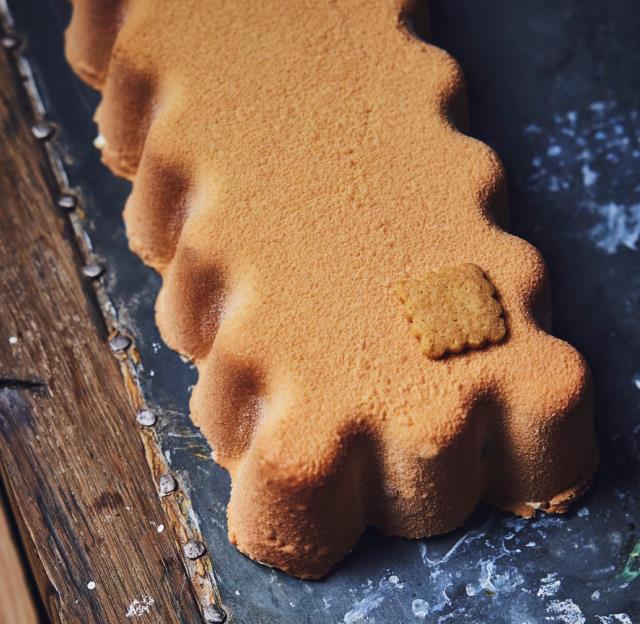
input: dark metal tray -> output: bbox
[10,0,639,621]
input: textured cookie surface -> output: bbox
[396,263,506,358]
[66,0,598,578]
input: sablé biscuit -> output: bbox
[396,264,506,359]
[66,0,598,578]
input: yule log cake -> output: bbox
[65,0,598,579]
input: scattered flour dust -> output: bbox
[387,575,404,589]
[536,572,561,597]
[465,559,524,597]
[544,598,586,624]
[596,615,633,624]
[525,101,640,254]
[342,574,403,623]
[126,596,155,618]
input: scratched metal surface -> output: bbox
[9,0,640,621]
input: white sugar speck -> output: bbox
[590,202,640,254]
[343,574,404,624]
[465,559,524,597]
[596,615,633,624]
[412,598,429,619]
[93,134,106,150]
[537,572,561,597]
[87,581,96,590]
[8,336,17,345]
[581,163,598,187]
[388,574,403,588]
[545,599,585,624]
[156,524,164,533]
[126,596,155,618]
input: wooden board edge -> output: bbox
[0,8,228,623]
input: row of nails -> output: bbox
[2,32,21,51]
[29,101,109,281]
[137,402,214,583]
[11,32,225,621]
[8,31,118,351]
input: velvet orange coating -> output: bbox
[65,0,598,579]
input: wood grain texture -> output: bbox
[0,495,39,624]
[0,44,204,623]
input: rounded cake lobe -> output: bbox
[66,0,128,89]
[65,0,597,579]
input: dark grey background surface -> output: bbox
[8,1,639,622]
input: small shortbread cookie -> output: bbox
[396,263,506,359]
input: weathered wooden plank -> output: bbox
[0,38,206,624]
[0,489,39,624]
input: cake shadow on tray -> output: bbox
[10,0,639,621]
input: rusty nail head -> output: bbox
[31,121,55,141]
[183,540,206,560]
[109,333,131,352]
[136,409,157,427]
[203,604,227,623]
[57,193,78,211]
[158,473,176,497]
[2,34,21,50]
[82,262,104,279]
